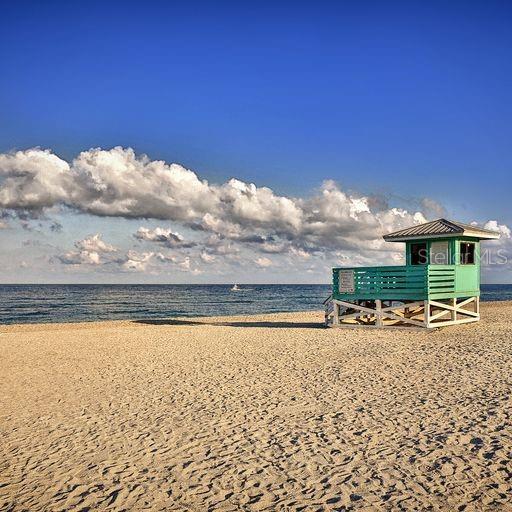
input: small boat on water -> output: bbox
[231,284,241,291]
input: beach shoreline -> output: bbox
[2,284,512,327]
[2,301,511,510]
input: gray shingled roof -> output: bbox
[383,218,500,242]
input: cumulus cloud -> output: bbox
[255,256,273,268]
[76,234,117,253]
[477,220,512,273]
[200,251,216,263]
[0,147,426,247]
[203,235,240,256]
[484,220,511,240]
[120,250,155,272]
[0,147,216,219]
[57,234,118,266]
[260,241,289,253]
[56,234,205,274]
[154,252,178,263]
[0,148,72,211]
[71,147,217,220]
[58,250,102,266]
[134,226,196,248]
[218,179,302,233]
[191,213,243,238]
[2,146,508,273]
[178,256,191,271]
[290,247,311,259]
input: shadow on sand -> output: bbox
[133,318,326,329]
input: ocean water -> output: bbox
[0,284,511,325]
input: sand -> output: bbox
[1,302,511,511]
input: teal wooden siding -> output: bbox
[332,234,483,302]
[332,263,480,301]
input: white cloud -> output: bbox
[290,247,311,259]
[484,220,511,239]
[0,148,72,211]
[118,250,202,274]
[260,241,288,253]
[173,256,201,274]
[0,147,428,254]
[134,226,195,247]
[121,250,155,272]
[255,256,273,268]
[218,178,302,232]
[155,252,178,263]
[71,147,217,220]
[0,147,217,220]
[76,233,117,253]
[57,234,117,266]
[200,251,216,263]
[58,249,102,266]
[2,146,508,276]
[194,213,242,238]
[478,220,512,274]
[179,257,193,270]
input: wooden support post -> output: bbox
[424,300,430,328]
[333,302,340,325]
[329,295,480,329]
[376,299,383,327]
[451,297,457,322]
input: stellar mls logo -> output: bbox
[411,247,509,266]
[480,248,508,266]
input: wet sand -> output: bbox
[1,301,511,511]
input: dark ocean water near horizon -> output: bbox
[1,284,512,325]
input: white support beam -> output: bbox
[430,308,452,322]
[333,301,340,325]
[326,296,480,330]
[451,298,457,322]
[381,301,425,313]
[376,299,383,327]
[458,296,476,308]
[334,299,377,315]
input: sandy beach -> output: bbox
[1,302,511,511]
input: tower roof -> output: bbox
[383,218,500,242]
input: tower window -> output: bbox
[430,241,449,265]
[410,243,427,265]
[460,242,475,265]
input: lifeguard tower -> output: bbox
[325,219,500,329]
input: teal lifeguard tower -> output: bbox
[326,219,500,329]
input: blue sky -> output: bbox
[0,1,511,283]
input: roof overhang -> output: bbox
[383,231,501,242]
[383,218,501,242]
